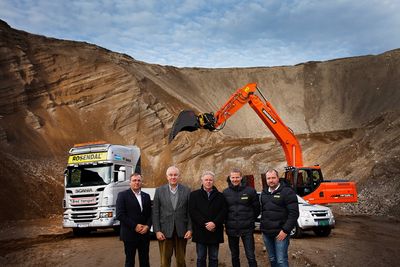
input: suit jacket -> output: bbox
[116,189,152,242]
[152,184,192,238]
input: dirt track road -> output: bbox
[0,215,399,267]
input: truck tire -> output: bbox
[73,228,91,236]
[290,224,303,238]
[313,227,331,237]
[113,226,120,235]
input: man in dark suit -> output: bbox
[152,166,192,267]
[117,173,152,267]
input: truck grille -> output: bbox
[71,212,97,222]
[310,210,328,217]
[68,193,100,223]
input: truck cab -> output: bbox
[62,142,141,235]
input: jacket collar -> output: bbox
[201,185,218,192]
[201,185,219,200]
[263,182,284,194]
[228,181,246,191]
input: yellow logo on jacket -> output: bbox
[241,194,249,200]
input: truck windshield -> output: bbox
[66,164,112,187]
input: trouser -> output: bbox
[228,232,257,267]
[262,233,290,267]
[195,242,219,267]
[123,235,150,267]
[158,231,188,267]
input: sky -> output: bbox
[1,0,399,68]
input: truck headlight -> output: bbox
[100,212,113,218]
[327,209,333,217]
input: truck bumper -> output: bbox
[63,207,120,229]
[298,217,335,230]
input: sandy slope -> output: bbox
[0,20,399,221]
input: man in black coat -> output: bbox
[116,173,152,267]
[223,168,260,267]
[260,169,299,267]
[189,171,227,267]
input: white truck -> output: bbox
[63,141,145,235]
[290,195,335,238]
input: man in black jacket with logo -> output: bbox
[189,171,227,267]
[223,168,260,267]
[260,169,299,267]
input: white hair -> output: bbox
[166,165,180,176]
[201,171,215,179]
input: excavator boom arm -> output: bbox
[247,94,303,167]
[212,83,257,128]
[169,83,303,166]
[199,83,303,167]
[168,82,358,204]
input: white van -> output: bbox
[291,195,335,238]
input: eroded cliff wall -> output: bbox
[1,20,399,219]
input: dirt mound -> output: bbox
[0,20,399,221]
[0,152,64,220]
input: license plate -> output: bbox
[71,197,96,205]
[318,219,329,226]
[77,224,89,228]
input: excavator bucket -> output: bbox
[168,110,200,143]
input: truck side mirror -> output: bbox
[118,166,126,182]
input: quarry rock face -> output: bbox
[0,20,399,220]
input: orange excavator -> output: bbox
[168,83,357,204]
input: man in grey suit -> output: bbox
[152,166,192,267]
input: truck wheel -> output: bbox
[313,227,331,237]
[73,228,91,236]
[290,224,303,238]
[113,226,120,235]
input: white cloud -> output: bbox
[1,0,399,67]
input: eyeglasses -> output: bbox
[131,179,142,182]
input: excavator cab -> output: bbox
[285,166,357,204]
[288,167,323,197]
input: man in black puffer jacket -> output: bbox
[260,169,299,267]
[223,168,260,267]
